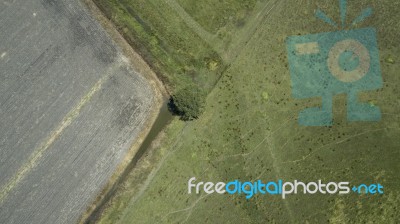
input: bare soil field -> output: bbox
[0,0,162,223]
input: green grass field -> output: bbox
[177,0,256,33]
[92,0,400,223]
[93,0,224,91]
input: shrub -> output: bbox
[169,84,206,120]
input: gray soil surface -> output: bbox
[0,0,155,223]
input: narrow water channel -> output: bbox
[85,99,173,223]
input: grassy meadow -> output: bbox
[92,0,400,223]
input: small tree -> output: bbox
[169,84,206,120]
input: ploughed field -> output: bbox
[0,0,155,223]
